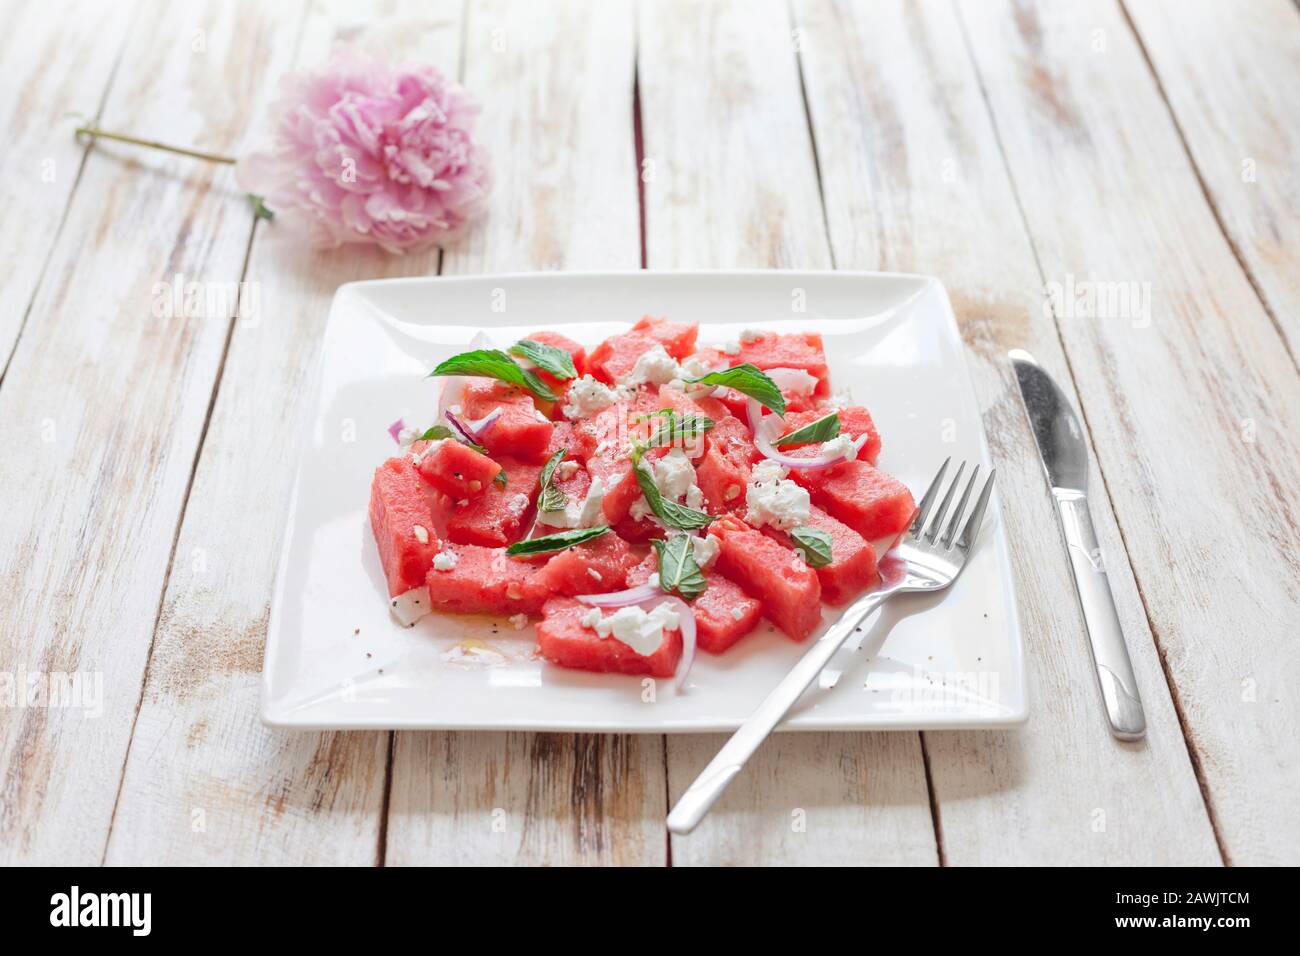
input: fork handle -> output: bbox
[666,589,891,835]
[1054,490,1146,741]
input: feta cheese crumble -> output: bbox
[722,340,741,355]
[412,524,430,544]
[563,375,624,419]
[667,353,724,395]
[580,602,681,656]
[432,550,459,572]
[819,434,856,461]
[556,459,579,479]
[745,460,810,530]
[508,613,530,631]
[739,328,764,343]
[622,344,681,386]
[691,533,720,569]
[390,587,430,626]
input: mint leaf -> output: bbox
[430,349,558,403]
[505,525,609,556]
[635,409,715,454]
[509,339,577,380]
[493,468,508,488]
[773,411,840,447]
[633,462,714,531]
[538,447,568,513]
[686,363,785,416]
[790,526,833,568]
[653,535,708,601]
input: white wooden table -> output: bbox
[1,0,1296,866]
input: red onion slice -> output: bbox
[465,407,502,438]
[387,418,405,444]
[766,366,818,395]
[573,589,697,691]
[575,583,662,607]
[747,399,867,470]
[653,595,696,692]
[445,406,502,444]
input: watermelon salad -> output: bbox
[369,316,917,689]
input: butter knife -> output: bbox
[1009,349,1146,740]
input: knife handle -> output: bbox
[1052,489,1147,740]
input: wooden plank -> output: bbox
[0,0,136,371]
[105,0,463,865]
[791,0,1218,865]
[639,0,939,866]
[0,0,306,865]
[1121,0,1300,361]
[383,0,663,867]
[957,0,1300,865]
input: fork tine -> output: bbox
[908,457,950,537]
[925,460,965,541]
[941,464,980,549]
[956,469,996,552]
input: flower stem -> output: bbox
[74,123,237,165]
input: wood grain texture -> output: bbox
[384,0,664,867]
[1122,0,1300,361]
[0,0,136,371]
[0,0,305,865]
[958,0,1300,865]
[639,0,939,866]
[105,0,463,865]
[792,0,1218,865]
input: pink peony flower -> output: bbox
[237,51,490,254]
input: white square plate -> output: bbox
[263,271,1026,731]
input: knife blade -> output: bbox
[1009,349,1146,740]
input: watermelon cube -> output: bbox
[711,515,822,641]
[369,457,442,595]
[546,420,579,459]
[462,379,554,463]
[781,404,881,464]
[612,513,666,543]
[765,505,879,605]
[537,531,640,595]
[536,597,682,678]
[425,544,549,615]
[628,554,761,653]
[444,454,542,547]
[694,444,749,515]
[587,316,699,384]
[732,332,828,395]
[791,461,916,542]
[416,440,503,499]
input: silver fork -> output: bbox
[666,458,996,835]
